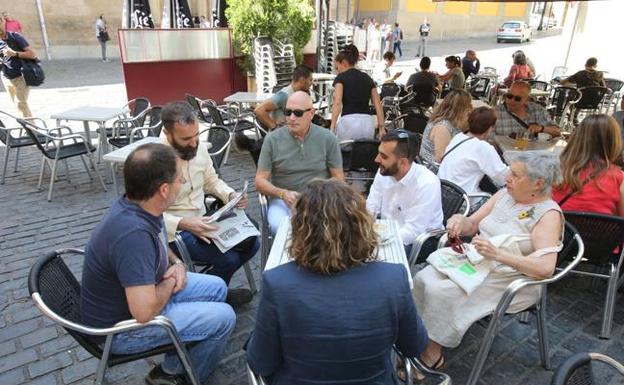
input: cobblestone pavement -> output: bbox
[1,60,624,385]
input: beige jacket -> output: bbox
[161,137,235,241]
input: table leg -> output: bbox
[110,162,119,195]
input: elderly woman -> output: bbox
[438,106,508,193]
[503,51,534,87]
[419,89,472,168]
[552,114,624,215]
[414,151,563,368]
[247,179,428,384]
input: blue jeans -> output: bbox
[172,231,260,285]
[111,273,235,382]
[393,41,402,57]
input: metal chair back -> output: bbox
[185,94,213,124]
[440,179,470,224]
[604,78,624,93]
[128,97,150,126]
[551,66,568,80]
[206,125,233,170]
[563,212,624,266]
[402,109,429,135]
[380,82,401,100]
[551,352,624,385]
[204,103,227,126]
[340,139,380,172]
[468,77,492,99]
[576,86,611,111]
[144,106,163,137]
[548,86,581,121]
[529,80,550,91]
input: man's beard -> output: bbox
[171,141,197,161]
[378,161,399,176]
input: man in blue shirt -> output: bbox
[0,15,37,117]
[81,143,235,385]
[462,50,480,80]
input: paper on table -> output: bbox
[205,180,248,224]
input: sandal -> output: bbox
[395,358,425,383]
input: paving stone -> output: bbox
[60,357,97,383]
[0,341,16,357]
[21,326,59,349]
[28,373,59,385]
[39,334,76,357]
[0,348,38,373]
[0,367,27,385]
[0,318,41,342]
[28,351,73,378]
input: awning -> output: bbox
[432,1,596,2]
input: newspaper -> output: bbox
[206,180,248,224]
[212,208,260,253]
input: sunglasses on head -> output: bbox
[283,108,312,117]
[395,129,412,159]
[505,93,523,102]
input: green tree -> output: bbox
[226,0,314,72]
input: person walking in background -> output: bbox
[367,22,382,62]
[393,22,403,57]
[95,14,110,62]
[1,12,22,34]
[0,14,36,117]
[416,18,430,58]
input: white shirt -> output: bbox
[366,163,444,245]
[95,19,105,37]
[437,132,508,194]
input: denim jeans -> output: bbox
[111,273,236,382]
[417,37,427,57]
[267,198,290,235]
[172,231,260,285]
[393,41,402,57]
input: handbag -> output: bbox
[99,31,110,42]
[20,58,45,87]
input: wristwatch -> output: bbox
[172,259,185,267]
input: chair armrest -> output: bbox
[23,117,48,128]
[393,346,451,384]
[246,364,269,385]
[47,125,76,137]
[408,229,448,267]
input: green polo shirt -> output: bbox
[258,123,342,192]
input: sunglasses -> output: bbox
[283,108,311,118]
[396,129,412,159]
[449,235,465,254]
[505,93,523,102]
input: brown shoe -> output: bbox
[226,288,253,307]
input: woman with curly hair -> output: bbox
[246,179,428,384]
[552,114,624,215]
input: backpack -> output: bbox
[6,33,45,87]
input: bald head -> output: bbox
[287,91,313,110]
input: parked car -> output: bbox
[497,21,532,43]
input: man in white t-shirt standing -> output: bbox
[366,130,443,255]
[416,18,430,58]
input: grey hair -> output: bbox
[504,151,561,194]
[161,101,197,131]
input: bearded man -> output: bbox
[161,101,259,306]
[366,130,443,253]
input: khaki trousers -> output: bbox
[1,75,32,117]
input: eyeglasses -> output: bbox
[449,235,465,254]
[283,108,311,118]
[396,129,411,159]
[505,93,523,102]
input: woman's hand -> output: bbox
[472,235,500,261]
[446,214,465,238]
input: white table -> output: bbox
[223,92,274,104]
[102,136,161,193]
[51,106,125,145]
[493,134,566,156]
[312,72,336,82]
[265,219,413,288]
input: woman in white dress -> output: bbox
[438,106,508,194]
[367,23,382,62]
[414,151,563,369]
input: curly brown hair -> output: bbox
[288,179,378,274]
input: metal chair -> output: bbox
[246,345,452,385]
[604,78,624,114]
[185,93,214,126]
[0,114,48,184]
[258,193,272,270]
[407,179,470,267]
[204,102,257,134]
[551,352,624,385]
[28,249,201,385]
[546,86,581,128]
[98,98,150,140]
[464,221,584,385]
[529,80,551,91]
[559,212,624,339]
[108,106,163,149]
[551,66,568,82]
[16,117,107,201]
[572,86,612,119]
[340,139,380,195]
[205,125,233,172]
[468,76,493,100]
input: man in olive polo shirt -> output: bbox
[255,91,344,234]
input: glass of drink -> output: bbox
[515,131,529,150]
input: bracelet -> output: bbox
[279,190,286,200]
[540,125,544,133]
[172,259,185,267]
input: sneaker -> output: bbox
[102,59,111,63]
[145,365,188,385]
[226,288,253,307]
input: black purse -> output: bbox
[99,31,110,42]
[20,58,45,87]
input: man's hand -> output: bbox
[230,191,248,209]
[1,48,17,57]
[282,190,299,208]
[472,235,500,261]
[179,217,219,244]
[527,124,543,134]
[163,264,187,293]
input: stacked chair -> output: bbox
[253,37,295,93]
[321,21,354,74]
